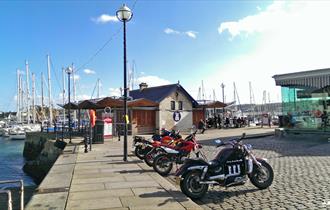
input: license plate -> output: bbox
[175,177,181,185]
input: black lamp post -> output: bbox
[116,4,132,161]
[66,67,73,143]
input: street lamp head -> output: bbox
[65,66,73,74]
[116,4,133,22]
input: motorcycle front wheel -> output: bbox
[144,149,159,167]
[153,154,173,176]
[249,160,274,189]
[180,170,208,199]
[134,146,146,159]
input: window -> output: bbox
[171,101,175,110]
[179,101,183,110]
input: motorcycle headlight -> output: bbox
[246,144,253,150]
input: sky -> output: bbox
[1,0,330,111]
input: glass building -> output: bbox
[273,68,330,131]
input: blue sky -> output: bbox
[1,1,330,111]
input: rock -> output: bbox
[23,133,65,184]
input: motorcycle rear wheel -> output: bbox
[153,154,173,176]
[180,170,208,199]
[249,160,274,189]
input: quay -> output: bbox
[25,126,274,210]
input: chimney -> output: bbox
[139,82,148,90]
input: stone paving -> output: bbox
[165,130,330,210]
[26,136,202,210]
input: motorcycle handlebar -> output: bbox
[216,133,246,147]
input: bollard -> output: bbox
[84,135,88,153]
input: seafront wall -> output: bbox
[23,132,67,184]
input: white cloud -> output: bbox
[204,1,330,104]
[92,14,118,24]
[185,31,198,39]
[76,94,90,101]
[164,28,180,34]
[136,75,171,87]
[164,28,198,39]
[109,88,122,97]
[83,69,96,75]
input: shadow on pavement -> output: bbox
[139,189,189,206]
[118,169,154,174]
[104,154,134,158]
[195,188,259,205]
[105,160,142,164]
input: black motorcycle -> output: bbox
[175,133,274,199]
[133,136,154,159]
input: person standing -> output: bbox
[198,119,206,134]
[217,115,221,129]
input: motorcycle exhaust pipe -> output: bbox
[199,181,218,184]
[208,174,225,180]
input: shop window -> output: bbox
[179,101,183,110]
[171,101,175,110]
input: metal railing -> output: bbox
[0,190,12,210]
[0,180,24,210]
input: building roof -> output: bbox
[129,84,199,107]
[273,68,330,88]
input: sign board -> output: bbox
[173,111,181,122]
[104,117,113,138]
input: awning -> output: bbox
[78,100,100,109]
[59,102,79,109]
[97,97,124,108]
[273,68,330,89]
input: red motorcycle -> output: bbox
[143,130,182,166]
[152,130,201,176]
[134,129,180,160]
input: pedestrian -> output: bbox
[321,111,328,129]
[198,119,206,134]
[268,115,272,128]
[225,117,230,128]
[117,123,121,141]
[217,115,221,129]
[214,115,217,128]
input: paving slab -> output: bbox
[25,192,68,210]
[66,197,122,210]
[69,189,134,200]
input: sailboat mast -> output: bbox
[72,63,77,121]
[41,72,44,108]
[32,73,36,123]
[97,78,100,98]
[249,81,252,104]
[26,60,30,124]
[17,69,20,123]
[233,82,236,103]
[62,67,66,123]
[47,54,53,124]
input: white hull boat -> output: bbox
[9,127,26,140]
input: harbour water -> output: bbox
[0,136,35,187]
